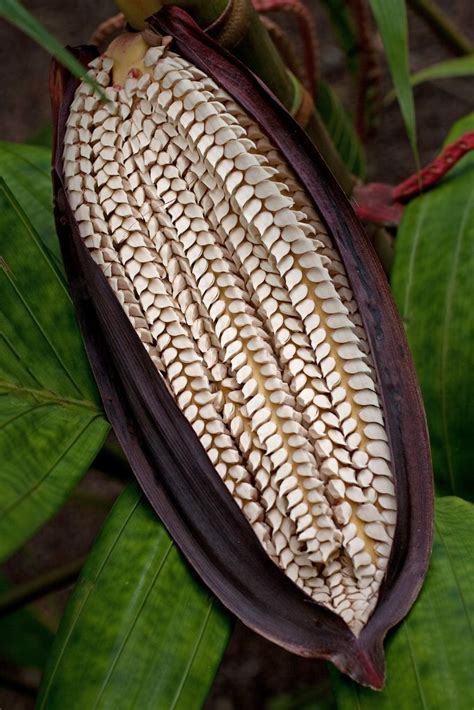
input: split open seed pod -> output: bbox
[50,6,433,689]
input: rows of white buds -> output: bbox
[63,37,396,634]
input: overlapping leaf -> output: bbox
[0,181,108,561]
[392,112,474,498]
[38,485,232,709]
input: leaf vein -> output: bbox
[169,596,215,710]
[37,493,143,708]
[440,190,474,494]
[0,415,99,519]
[91,538,175,709]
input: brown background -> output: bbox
[0,1,473,708]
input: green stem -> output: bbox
[0,557,87,617]
[408,0,474,56]
[169,0,296,109]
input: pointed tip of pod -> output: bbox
[352,646,385,690]
[332,638,385,689]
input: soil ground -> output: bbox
[0,1,472,708]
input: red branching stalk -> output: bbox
[346,0,382,139]
[259,14,306,85]
[252,0,319,94]
[89,12,127,50]
[352,131,474,225]
[393,131,474,201]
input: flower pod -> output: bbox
[50,7,433,689]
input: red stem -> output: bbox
[347,0,382,139]
[394,131,474,202]
[252,0,319,93]
[352,131,474,226]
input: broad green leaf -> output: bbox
[410,54,474,87]
[0,0,105,98]
[38,485,232,709]
[0,181,109,561]
[331,497,474,709]
[369,0,418,161]
[317,81,367,180]
[392,112,474,498]
[0,141,58,261]
[0,573,54,669]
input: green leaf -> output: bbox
[0,180,109,562]
[0,141,58,261]
[316,81,367,180]
[385,55,474,104]
[38,485,232,709]
[0,573,54,669]
[320,0,359,76]
[0,0,105,99]
[331,496,474,709]
[369,0,418,162]
[392,112,474,499]
[28,124,53,149]
[410,54,474,87]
